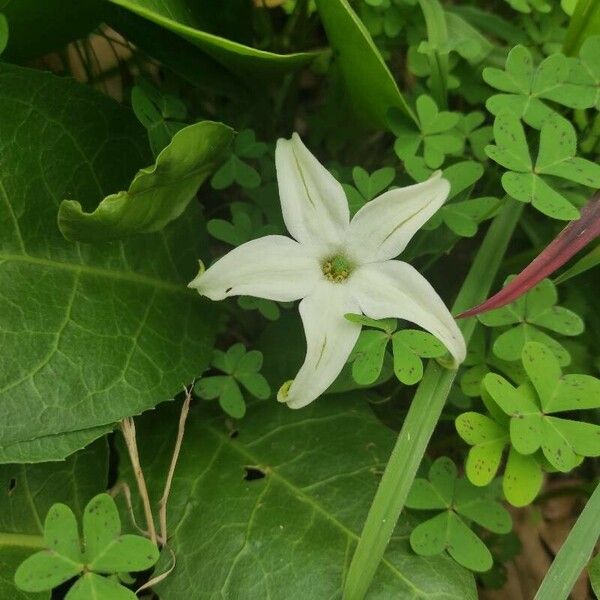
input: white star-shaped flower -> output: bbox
[190,133,466,409]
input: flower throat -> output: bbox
[322,254,353,283]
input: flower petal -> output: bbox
[346,171,450,263]
[276,133,349,252]
[189,235,320,302]
[349,260,466,364]
[278,282,361,409]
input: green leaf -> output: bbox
[44,505,82,563]
[535,480,600,600]
[394,330,447,357]
[107,0,320,83]
[66,572,136,600]
[58,121,233,242]
[446,513,493,572]
[554,242,600,284]
[218,378,246,418]
[1,0,102,60]
[0,64,219,459]
[407,458,506,572]
[503,447,543,507]
[15,552,82,593]
[391,337,424,385]
[83,494,159,573]
[453,480,512,533]
[352,166,395,200]
[485,111,531,171]
[0,14,8,55]
[410,511,449,556]
[352,330,389,385]
[483,45,596,127]
[484,343,600,471]
[0,425,114,464]
[344,313,397,333]
[0,442,108,599]
[479,278,583,365]
[118,398,477,598]
[315,0,417,129]
[589,553,600,598]
[456,412,507,486]
[563,0,600,56]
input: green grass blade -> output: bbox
[534,480,600,600]
[343,199,523,600]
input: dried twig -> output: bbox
[158,384,193,545]
[120,416,158,546]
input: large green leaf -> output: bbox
[104,5,245,98]
[0,441,108,600]
[0,64,218,459]
[118,398,476,599]
[315,0,416,129]
[1,0,102,60]
[106,0,320,83]
[0,425,113,464]
[58,121,233,242]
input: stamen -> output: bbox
[322,254,353,283]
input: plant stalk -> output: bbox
[534,480,600,600]
[343,200,523,599]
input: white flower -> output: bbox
[190,133,466,409]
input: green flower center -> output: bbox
[322,254,353,283]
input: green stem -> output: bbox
[343,200,524,600]
[417,0,449,109]
[0,532,46,549]
[534,480,600,600]
[563,0,600,56]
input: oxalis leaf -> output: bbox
[455,401,544,507]
[483,45,596,128]
[406,457,512,572]
[0,441,108,600]
[117,396,477,599]
[483,341,600,472]
[15,493,158,597]
[0,64,219,460]
[58,120,233,242]
[477,277,584,366]
[486,111,600,220]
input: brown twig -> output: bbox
[158,384,193,545]
[120,417,158,546]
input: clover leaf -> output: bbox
[483,341,600,472]
[483,45,596,128]
[211,129,267,189]
[478,277,584,366]
[131,79,188,157]
[15,494,159,599]
[207,201,279,246]
[346,314,447,385]
[420,161,500,238]
[571,35,600,110]
[456,111,494,163]
[485,111,600,220]
[342,166,395,214]
[238,296,281,321]
[390,95,463,169]
[460,328,526,398]
[406,457,512,572]
[456,401,544,507]
[195,343,271,418]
